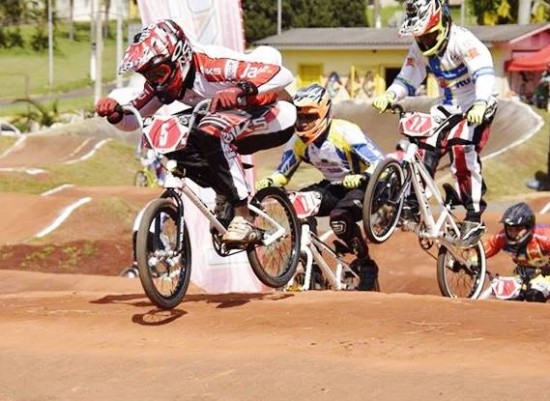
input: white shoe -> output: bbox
[222,216,261,245]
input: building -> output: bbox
[255,23,550,101]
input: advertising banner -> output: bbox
[136,0,263,293]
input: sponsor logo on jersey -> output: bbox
[225,60,239,80]
[239,64,272,79]
[466,48,479,60]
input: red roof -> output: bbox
[507,44,550,72]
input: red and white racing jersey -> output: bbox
[117,41,293,131]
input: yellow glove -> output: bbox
[342,174,365,189]
[255,173,288,191]
[372,91,396,113]
[466,101,487,125]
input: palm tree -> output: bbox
[11,97,62,131]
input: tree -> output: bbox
[241,0,368,43]
[11,97,62,130]
[0,0,26,25]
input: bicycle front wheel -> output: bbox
[363,158,405,243]
[136,198,192,309]
[247,187,301,288]
[436,241,487,299]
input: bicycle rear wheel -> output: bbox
[136,198,192,309]
[247,187,301,288]
[363,158,405,243]
[134,170,148,187]
[436,241,486,299]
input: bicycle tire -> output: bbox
[247,187,301,288]
[134,171,148,187]
[136,198,192,309]
[436,241,487,299]
[363,158,405,243]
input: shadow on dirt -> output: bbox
[91,291,295,310]
[132,309,187,326]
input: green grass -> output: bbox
[0,139,140,194]
[484,107,550,200]
[0,22,121,101]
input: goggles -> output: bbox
[416,29,440,51]
[140,62,175,87]
[297,112,320,124]
[505,225,528,240]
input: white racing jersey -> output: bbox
[388,25,496,112]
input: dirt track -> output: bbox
[2,269,550,401]
[0,100,549,400]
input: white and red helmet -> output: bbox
[399,0,451,57]
[119,19,193,104]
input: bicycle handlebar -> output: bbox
[118,98,213,133]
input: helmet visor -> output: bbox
[296,111,319,131]
[416,28,440,52]
[505,225,528,242]
[140,62,174,87]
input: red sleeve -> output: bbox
[484,230,506,259]
[195,52,292,95]
[535,225,550,254]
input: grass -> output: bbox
[484,107,550,200]
[0,22,123,114]
[0,139,140,194]
[3,23,120,95]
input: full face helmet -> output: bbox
[399,0,452,57]
[500,202,536,248]
[118,19,193,104]
[293,84,332,145]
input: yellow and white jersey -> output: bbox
[275,119,384,183]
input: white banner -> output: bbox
[137,0,244,52]
[136,0,263,294]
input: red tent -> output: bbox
[507,44,550,71]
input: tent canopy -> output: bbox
[507,44,550,72]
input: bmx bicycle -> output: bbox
[284,190,377,292]
[362,104,486,299]
[122,100,301,309]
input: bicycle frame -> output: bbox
[286,222,359,291]
[161,168,288,251]
[397,142,472,266]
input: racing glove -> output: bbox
[210,87,246,113]
[466,101,487,125]
[372,91,396,113]
[96,97,123,124]
[255,173,288,191]
[342,174,365,189]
